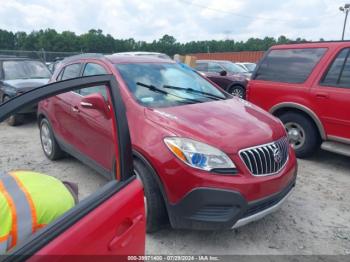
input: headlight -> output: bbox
[164,137,236,172]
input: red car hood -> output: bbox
[144,98,286,154]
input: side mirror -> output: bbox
[80,93,110,118]
[220,70,227,76]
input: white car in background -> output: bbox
[236,62,256,73]
[114,51,172,60]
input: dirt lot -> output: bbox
[0,120,349,255]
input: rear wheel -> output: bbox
[40,118,65,160]
[279,112,320,158]
[228,85,245,99]
[134,159,168,233]
[3,96,24,126]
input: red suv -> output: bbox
[38,54,297,232]
[248,41,350,158]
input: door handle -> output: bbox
[71,106,80,113]
[108,214,144,251]
[315,92,329,99]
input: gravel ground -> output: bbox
[0,119,349,255]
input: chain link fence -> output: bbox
[0,49,82,63]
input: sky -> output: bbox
[0,0,348,42]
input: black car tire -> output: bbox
[3,96,24,126]
[40,118,65,160]
[228,85,246,99]
[279,112,320,158]
[134,159,168,233]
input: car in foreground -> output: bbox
[38,54,297,232]
[236,62,257,73]
[194,60,250,99]
[0,75,145,257]
[0,57,51,125]
[247,41,350,158]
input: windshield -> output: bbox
[245,63,256,71]
[219,62,247,73]
[3,60,52,80]
[115,63,226,108]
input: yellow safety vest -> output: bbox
[0,171,75,253]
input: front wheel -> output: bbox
[134,159,168,233]
[279,112,320,158]
[228,85,245,99]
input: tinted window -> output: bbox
[322,49,349,86]
[255,48,327,83]
[208,62,223,73]
[61,63,81,80]
[83,63,108,76]
[338,55,350,88]
[3,60,51,80]
[195,62,208,71]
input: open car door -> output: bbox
[0,75,145,260]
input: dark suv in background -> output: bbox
[0,57,51,125]
[194,60,250,98]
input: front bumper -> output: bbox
[167,170,296,230]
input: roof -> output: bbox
[271,41,350,50]
[197,59,232,63]
[60,53,175,64]
[0,56,31,61]
[114,51,166,56]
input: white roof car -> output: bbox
[236,62,256,73]
[113,52,172,60]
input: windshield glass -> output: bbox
[219,62,247,73]
[115,63,226,108]
[3,60,51,80]
[245,63,256,71]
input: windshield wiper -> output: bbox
[136,82,202,104]
[163,85,225,100]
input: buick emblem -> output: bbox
[272,146,282,163]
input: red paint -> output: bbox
[248,42,350,141]
[39,55,297,225]
[30,179,145,258]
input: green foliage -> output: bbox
[0,28,307,55]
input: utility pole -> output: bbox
[340,4,350,40]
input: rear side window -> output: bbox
[322,48,350,88]
[255,48,327,83]
[61,63,81,80]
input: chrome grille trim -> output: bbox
[239,137,289,176]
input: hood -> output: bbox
[3,79,49,92]
[229,72,252,80]
[145,98,286,153]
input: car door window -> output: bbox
[79,63,109,99]
[61,63,81,80]
[83,63,108,76]
[208,62,223,73]
[321,48,350,86]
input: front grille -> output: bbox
[239,137,289,176]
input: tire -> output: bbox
[228,85,246,99]
[279,112,320,158]
[3,96,24,126]
[39,118,65,160]
[134,159,168,233]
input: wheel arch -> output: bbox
[270,102,326,140]
[132,149,170,209]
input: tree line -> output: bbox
[0,28,316,56]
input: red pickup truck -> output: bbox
[248,41,350,158]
